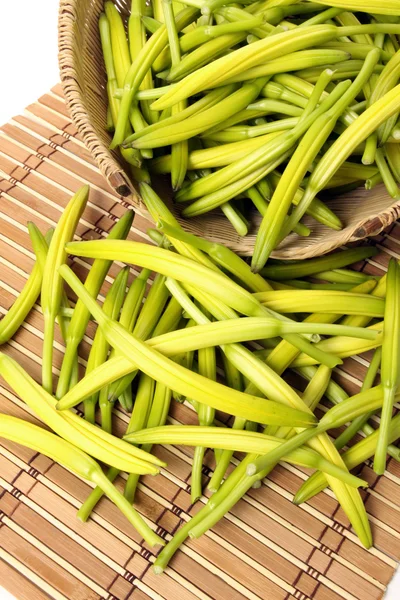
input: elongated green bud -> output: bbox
[41,185,89,392]
[374,259,400,474]
[56,210,134,399]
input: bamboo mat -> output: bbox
[0,85,399,600]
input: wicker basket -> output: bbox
[58,0,400,258]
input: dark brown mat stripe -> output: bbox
[0,86,398,600]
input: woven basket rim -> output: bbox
[57,0,400,258]
[58,0,139,198]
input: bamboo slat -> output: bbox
[0,86,399,600]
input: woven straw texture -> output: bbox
[0,86,400,600]
[57,0,400,259]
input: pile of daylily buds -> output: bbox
[0,183,398,573]
[101,0,400,271]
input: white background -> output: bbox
[0,1,398,598]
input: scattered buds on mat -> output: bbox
[0,413,163,547]
[0,171,399,562]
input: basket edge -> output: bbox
[57,0,142,202]
[275,198,400,260]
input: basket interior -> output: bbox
[59,0,400,257]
